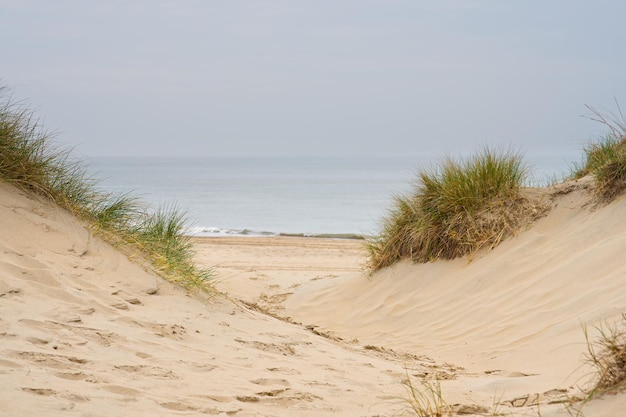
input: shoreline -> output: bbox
[187,229,368,240]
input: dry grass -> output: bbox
[402,373,451,417]
[368,147,547,270]
[584,314,626,396]
[558,314,626,417]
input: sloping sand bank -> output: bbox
[0,182,426,416]
[195,178,626,416]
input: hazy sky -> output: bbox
[2,1,626,159]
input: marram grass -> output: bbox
[0,85,213,293]
[368,147,546,270]
[572,313,626,416]
[0,90,96,211]
[573,104,626,202]
[584,314,626,396]
[402,373,451,417]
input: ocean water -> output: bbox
[87,154,575,238]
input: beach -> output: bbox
[191,236,367,310]
[3,177,626,416]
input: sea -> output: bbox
[86,154,576,238]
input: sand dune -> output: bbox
[196,178,626,416]
[3,176,626,416]
[0,182,413,416]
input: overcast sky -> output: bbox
[2,1,625,159]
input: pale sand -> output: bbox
[2,178,626,415]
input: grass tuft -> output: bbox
[0,84,213,293]
[584,314,626,397]
[573,103,626,202]
[403,373,451,417]
[131,205,213,287]
[368,146,546,270]
[0,88,96,212]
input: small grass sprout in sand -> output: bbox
[402,373,451,417]
[0,84,213,293]
[558,315,626,417]
[583,314,626,398]
[368,146,546,270]
[573,102,626,202]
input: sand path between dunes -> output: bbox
[193,179,626,416]
[1,182,454,417]
[191,236,367,313]
[5,176,626,416]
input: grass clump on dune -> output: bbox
[573,104,626,202]
[129,206,213,288]
[567,314,626,416]
[0,85,213,293]
[584,314,626,397]
[403,374,451,417]
[368,147,546,271]
[0,87,97,211]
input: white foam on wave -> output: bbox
[185,226,278,237]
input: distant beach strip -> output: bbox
[186,226,366,240]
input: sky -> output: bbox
[2,0,626,160]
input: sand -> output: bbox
[3,178,626,416]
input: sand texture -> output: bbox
[3,178,626,416]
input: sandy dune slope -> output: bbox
[0,182,428,417]
[195,178,626,416]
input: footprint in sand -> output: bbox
[25,336,51,346]
[151,323,187,340]
[9,351,87,370]
[111,289,145,306]
[0,284,21,297]
[22,387,91,404]
[159,401,199,411]
[234,338,297,356]
[250,378,291,387]
[22,387,57,396]
[236,389,322,404]
[22,317,123,348]
[62,393,90,403]
[114,364,178,379]
[53,371,100,383]
[111,302,130,310]
[101,385,141,397]
[266,367,301,375]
